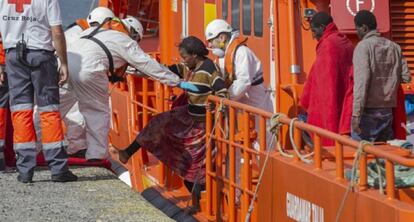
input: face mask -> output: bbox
[211,48,225,58]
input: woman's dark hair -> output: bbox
[354,10,377,30]
[179,36,209,57]
[311,11,333,28]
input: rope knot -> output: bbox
[268,113,286,135]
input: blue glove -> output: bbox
[178,81,200,92]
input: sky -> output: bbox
[58,0,99,29]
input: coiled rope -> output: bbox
[289,118,314,164]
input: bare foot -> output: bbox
[109,147,130,164]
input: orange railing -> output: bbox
[111,71,414,220]
[205,95,414,221]
[116,52,183,190]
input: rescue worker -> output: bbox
[0,36,8,171]
[59,7,115,157]
[34,7,116,157]
[0,0,77,183]
[299,12,354,145]
[60,16,198,161]
[204,19,274,150]
[352,10,411,142]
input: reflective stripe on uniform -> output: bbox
[39,111,64,143]
[42,141,63,150]
[12,109,36,143]
[14,142,36,150]
[37,104,59,112]
[10,103,33,112]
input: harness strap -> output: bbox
[81,17,115,77]
[82,35,115,77]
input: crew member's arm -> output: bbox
[49,0,67,86]
[52,25,68,86]
[228,46,254,100]
[122,39,180,86]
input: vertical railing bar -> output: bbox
[259,116,266,153]
[214,108,223,218]
[314,134,322,169]
[335,141,344,179]
[229,106,236,222]
[359,153,368,190]
[385,160,395,200]
[241,111,252,220]
[156,82,165,185]
[205,105,213,217]
[142,78,149,125]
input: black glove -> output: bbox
[108,75,124,83]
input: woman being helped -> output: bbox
[111,36,227,208]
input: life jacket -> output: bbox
[75,18,90,30]
[67,18,129,35]
[81,17,130,83]
[101,17,129,35]
[223,36,248,87]
[66,18,90,31]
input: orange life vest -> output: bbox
[74,17,129,35]
[223,36,248,87]
[75,18,90,30]
[101,18,129,35]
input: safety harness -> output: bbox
[223,37,264,87]
[80,18,130,83]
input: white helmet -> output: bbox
[122,16,144,40]
[205,19,233,41]
[87,7,115,25]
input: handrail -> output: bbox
[208,95,414,167]
[207,95,414,204]
[118,74,414,217]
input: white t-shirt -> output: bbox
[0,0,62,51]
